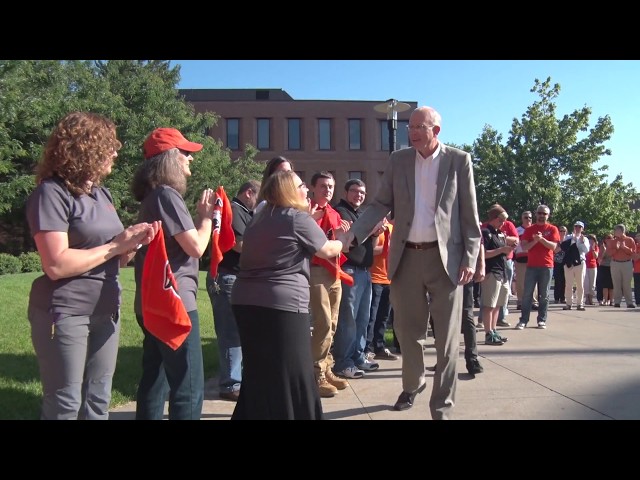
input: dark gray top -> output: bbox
[231,205,328,313]
[134,185,198,314]
[218,197,252,273]
[26,177,125,315]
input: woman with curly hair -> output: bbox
[26,112,159,420]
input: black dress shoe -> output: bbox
[466,359,484,375]
[219,390,240,402]
[393,382,427,411]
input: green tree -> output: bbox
[471,77,640,237]
[0,60,263,254]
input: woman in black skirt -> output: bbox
[230,170,344,420]
[598,234,614,305]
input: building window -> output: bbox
[288,118,301,150]
[380,120,409,152]
[318,119,331,150]
[397,120,409,149]
[349,171,363,180]
[257,118,270,150]
[226,118,239,150]
[349,119,361,150]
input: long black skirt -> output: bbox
[231,305,323,420]
[598,265,613,289]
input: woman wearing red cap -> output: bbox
[132,127,215,420]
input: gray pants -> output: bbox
[390,248,462,420]
[28,305,120,420]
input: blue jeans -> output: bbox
[498,259,515,321]
[366,282,391,353]
[520,267,553,325]
[135,310,204,420]
[207,273,242,394]
[332,266,372,372]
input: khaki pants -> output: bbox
[564,262,586,307]
[610,260,634,305]
[309,266,342,375]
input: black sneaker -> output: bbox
[577,306,586,311]
[466,359,484,375]
[497,320,511,327]
[493,330,508,343]
[485,332,504,346]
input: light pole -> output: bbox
[374,98,412,154]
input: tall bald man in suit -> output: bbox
[342,106,480,419]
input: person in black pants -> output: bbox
[429,243,485,376]
[553,226,567,303]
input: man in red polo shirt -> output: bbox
[308,171,352,397]
[515,204,560,330]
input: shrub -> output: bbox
[0,253,21,275]
[19,252,42,273]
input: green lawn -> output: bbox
[0,268,218,420]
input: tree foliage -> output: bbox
[471,77,640,239]
[0,60,263,254]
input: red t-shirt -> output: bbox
[521,223,560,268]
[585,244,599,269]
[500,220,519,260]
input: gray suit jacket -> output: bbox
[351,144,481,286]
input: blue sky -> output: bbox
[172,60,640,189]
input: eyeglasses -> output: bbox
[348,189,366,195]
[406,124,434,131]
[523,216,532,219]
[297,182,307,189]
[536,212,549,215]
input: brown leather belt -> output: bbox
[405,241,438,250]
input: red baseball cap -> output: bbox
[143,128,203,159]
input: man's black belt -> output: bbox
[405,241,438,250]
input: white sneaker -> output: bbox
[537,321,547,329]
[515,322,526,330]
[335,366,364,379]
[357,358,380,371]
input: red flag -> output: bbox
[142,228,191,350]
[311,207,354,286]
[210,186,235,277]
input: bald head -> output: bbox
[411,106,442,127]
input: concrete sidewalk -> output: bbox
[109,301,640,420]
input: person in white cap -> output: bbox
[561,221,590,311]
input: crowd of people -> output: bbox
[24,107,640,421]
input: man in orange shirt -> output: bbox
[606,224,636,308]
[515,204,560,330]
[365,217,399,361]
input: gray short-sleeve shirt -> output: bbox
[134,185,198,314]
[231,206,328,313]
[26,177,125,315]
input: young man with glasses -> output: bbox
[332,179,380,379]
[515,205,560,330]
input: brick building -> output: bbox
[180,88,417,199]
